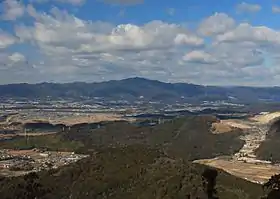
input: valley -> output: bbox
[0,99,280,198]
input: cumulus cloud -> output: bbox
[1,2,280,86]
[272,5,280,13]
[8,53,26,63]
[0,30,16,48]
[15,6,204,55]
[198,13,236,36]
[182,50,218,64]
[1,0,25,20]
[236,2,261,13]
[216,23,280,45]
[211,43,264,67]
[10,6,206,83]
[0,52,27,72]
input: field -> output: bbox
[0,112,135,144]
[194,158,280,184]
[9,113,133,126]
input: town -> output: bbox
[0,148,88,177]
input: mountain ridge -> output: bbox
[1,77,280,103]
[2,77,279,88]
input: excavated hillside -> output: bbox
[256,117,280,163]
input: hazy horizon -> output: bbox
[0,76,279,88]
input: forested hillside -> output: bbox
[0,116,244,160]
[0,146,264,199]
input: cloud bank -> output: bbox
[0,1,279,86]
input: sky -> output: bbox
[1,0,280,86]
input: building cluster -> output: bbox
[0,149,89,176]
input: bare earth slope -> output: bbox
[195,112,280,184]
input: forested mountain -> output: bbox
[2,77,280,103]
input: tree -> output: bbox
[201,168,219,199]
[262,174,280,199]
[11,172,49,199]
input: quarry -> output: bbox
[196,112,280,184]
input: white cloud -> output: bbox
[210,42,264,67]
[78,22,203,53]
[16,7,204,55]
[1,3,280,86]
[236,2,261,13]
[198,13,236,36]
[182,50,218,64]
[173,33,204,46]
[11,6,206,83]
[0,30,16,48]
[0,52,27,72]
[8,53,26,63]
[272,5,280,13]
[216,23,280,45]
[1,0,25,21]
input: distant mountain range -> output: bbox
[1,77,280,103]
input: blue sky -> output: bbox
[1,0,280,86]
